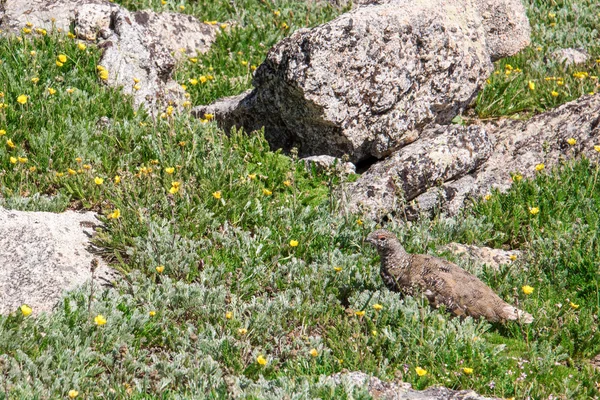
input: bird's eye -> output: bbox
[378,236,386,241]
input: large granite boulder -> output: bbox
[0,207,116,315]
[350,0,530,62]
[347,94,600,219]
[0,0,218,109]
[194,0,494,163]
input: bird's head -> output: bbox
[366,229,406,255]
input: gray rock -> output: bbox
[0,207,117,315]
[196,0,493,163]
[301,155,356,174]
[550,48,589,66]
[348,0,530,62]
[0,0,218,109]
[326,372,498,399]
[441,243,521,270]
[348,94,600,219]
[347,124,493,219]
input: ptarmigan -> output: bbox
[367,229,533,324]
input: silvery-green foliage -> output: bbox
[0,192,71,212]
[128,219,205,279]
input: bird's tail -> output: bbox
[502,305,533,324]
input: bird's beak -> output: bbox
[366,234,375,245]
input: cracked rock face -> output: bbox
[0,208,117,315]
[348,94,600,219]
[196,0,493,163]
[0,0,218,109]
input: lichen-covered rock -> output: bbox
[550,48,589,66]
[352,0,530,62]
[301,155,356,175]
[0,0,218,109]
[348,94,600,219]
[325,372,498,399]
[441,243,521,270]
[0,207,117,315]
[347,125,493,219]
[197,0,493,163]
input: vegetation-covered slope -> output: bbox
[0,0,599,398]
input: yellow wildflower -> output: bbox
[509,254,517,261]
[68,390,79,398]
[169,185,179,194]
[522,285,534,295]
[528,81,535,90]
[6,139,15,148]
[594,145,600,153]
[47,88,56,95]
[9,157,17,164]
[189,57,197,63]
[484,194,492,201]
[225,311,233,319]
[569,302,579,309]
[257,355,268,366]
[274,10,281,16]
[57,54,67,63]
[94,314,107,325]
[281,22,289,29]
[535,163,545,171]
[133,84,141,91]
[355,310,365,317]
[204,113,214,121]
[463,367,474,374]
[179,5,185,10]
[55,61,63,67]
[220,23,227,29]
[373,303,383,311]
[67,32,75,39]
[529,207,540,215]
[114,175,121,184]
[68,168,77,175]
[20,304,32,316]
[189,78,198,85]
[212,191,222,199]
[0,130,5,136]
[283,180,292,187]
[238,328,248,335]
[263,188,272,196]
[108,209,121,219]
[98,69,109,81]
[66,88,75,94]
[309,348,318,357]
[415,367,427,376]
[149,311,156,317]
[78,42,87,51]
[248,173,257,180]
[357,218,363,225]
[94,177,104,185]
[156,265,165,273]
[56,172,64,177]
[165,167,175,174]
[289,240,299,247]
[17,156,27,163]
[29,166,36,172]
[17,94,28,104]
[567,138,576,146]
[551,90,559,97]
[513,174,523,182]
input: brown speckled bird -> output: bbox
[367,229,533,324]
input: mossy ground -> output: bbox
[0,0,599,398]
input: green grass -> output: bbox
[1,0,600,398]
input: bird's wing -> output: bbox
[413,254,505,320]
